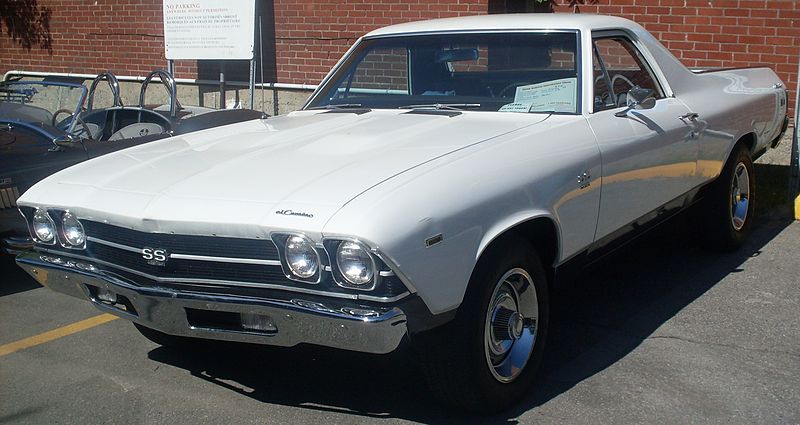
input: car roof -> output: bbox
[364,13,637,37]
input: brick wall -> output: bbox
[0,0,183,76]
[554,0,798,117]
[350,47,409,91]
[0,0,485,85]
[272,0,488,84]
[0,0,797,114]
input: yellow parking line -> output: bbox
[795,194,800,220]
[0,313,118,356]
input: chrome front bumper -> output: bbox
[16,251,408,354]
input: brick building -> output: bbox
[0,0,797,113]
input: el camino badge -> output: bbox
[275,209,314,218]
[142,247,168,266]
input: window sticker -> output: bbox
[497,102,533,112]
[499,77,577,113]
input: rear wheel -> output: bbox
[697,143,755,251]
[415,236,549,413]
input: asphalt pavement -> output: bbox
[1,194,798,423]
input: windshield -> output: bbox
[0,81,86,127]
[307,31,580,114]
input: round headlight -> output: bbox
[61,211,85,247]
[284,235,319,279]
[32,208,56,243]
[336,241,374,286]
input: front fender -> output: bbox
[476,210,560,266]
[324,116,600,315]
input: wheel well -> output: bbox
[738,132,756,153]
[486,217,559,283]
[705,132,757,191]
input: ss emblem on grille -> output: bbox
[142,247,168,266]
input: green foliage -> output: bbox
[0,0,53,52]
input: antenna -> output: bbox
[259,16,266,115]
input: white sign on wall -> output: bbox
[163,0,256,60]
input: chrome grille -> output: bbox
[43,220,410,300]
[87,242,288,284]
[82,221,279,260]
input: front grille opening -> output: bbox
[82,220,280,260]
[85,285,138,316]
[44,219,411,299]
[185,308,277,334]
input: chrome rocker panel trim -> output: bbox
[16,251,408,354]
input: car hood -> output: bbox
[19,109,545,234]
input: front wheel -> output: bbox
[415,236,549,413]
[483,267,541,384]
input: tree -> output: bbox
[0,0,53,53]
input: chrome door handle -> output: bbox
[679,112,699,121]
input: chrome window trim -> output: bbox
[363,28,581,39]
[36,248,410,303]
[304,29,583,114]
[590,29,673,101]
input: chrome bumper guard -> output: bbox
[16,251,408,354]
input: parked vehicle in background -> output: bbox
[0,71,264,253]
[14,15,788,412]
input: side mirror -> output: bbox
[615,87,656,117]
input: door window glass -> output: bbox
[592,37,663,110]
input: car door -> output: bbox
[586,33,697,244]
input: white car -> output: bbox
[15,14,788,412]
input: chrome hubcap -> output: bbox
[484,268,539,383]
[730,162,750,231]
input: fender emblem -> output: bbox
[577,171,591,189]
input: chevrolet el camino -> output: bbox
[14,14,788,412]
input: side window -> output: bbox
[592,37,663,110]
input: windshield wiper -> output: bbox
[398,103,481,111]
[307,103,366,110]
